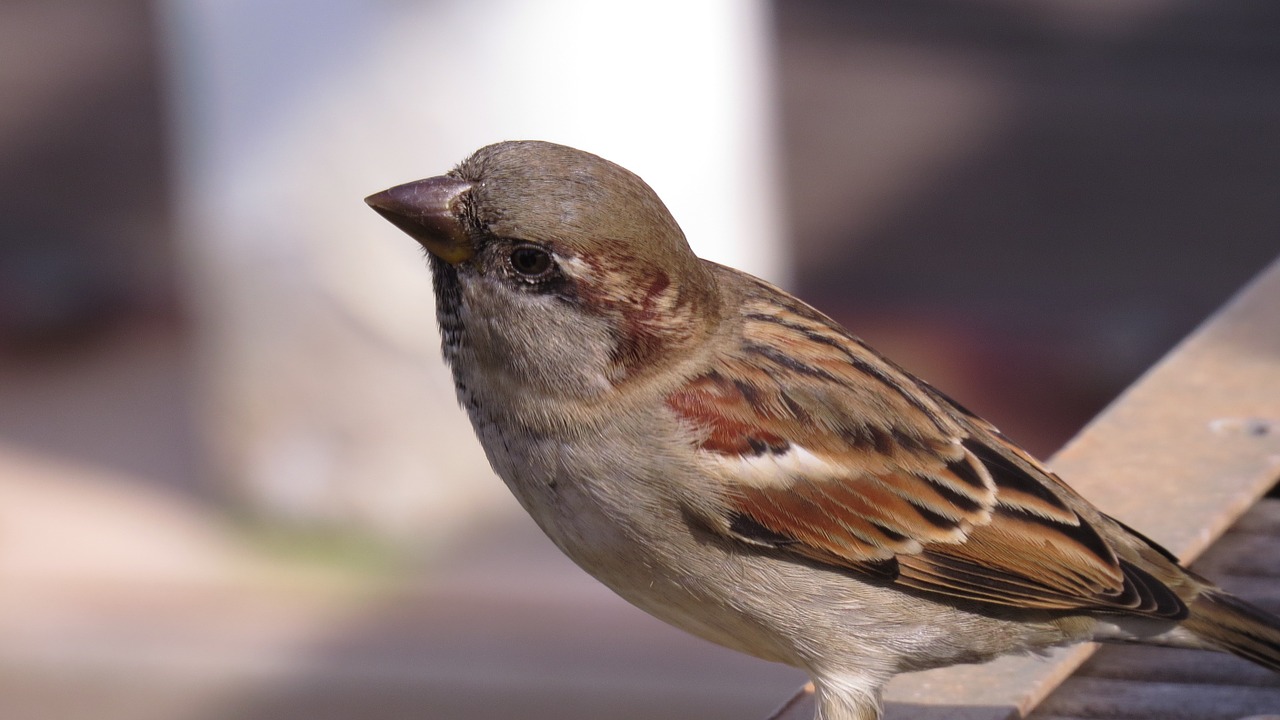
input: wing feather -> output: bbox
[668,276,1186,620]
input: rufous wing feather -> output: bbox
[668,275,1186,620]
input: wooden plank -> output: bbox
[769,256,1280,720]
[1034,712,1126,717]
[1025,494,1280,718]
[1068,644,1278,687]
[1034,677,1280,720]
[1194,533,1280,577]
[1198,575,1280,607]
[1219,498,1280,534]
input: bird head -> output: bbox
[366,141,722,398]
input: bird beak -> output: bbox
[364,176,475,265]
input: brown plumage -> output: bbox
[366,140,1280,720]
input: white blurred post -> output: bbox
[157,0,784,539]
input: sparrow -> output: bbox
[365,141,1280,720]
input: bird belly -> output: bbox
[467,413,801,663]
[465,402,1068,678]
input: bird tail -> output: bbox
[1182,589,1280,672]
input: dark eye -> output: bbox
[509,245,553,277]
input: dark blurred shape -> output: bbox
[0,0,174,354]
[778,0,1280,454]
[0,2,200,496]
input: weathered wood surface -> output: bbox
[771,255,1280,720]
[1028,494,1280,720]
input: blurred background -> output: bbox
[1,1,1277,718]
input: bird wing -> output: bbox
[666,275,1185,619]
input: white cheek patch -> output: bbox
[558,254,594,281]
[710,444,849,488]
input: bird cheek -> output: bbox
[466,281,620,398]
[607,322,668,380]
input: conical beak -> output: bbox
[364,176,475,264]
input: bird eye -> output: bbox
[508,245,553,277]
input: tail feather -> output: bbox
[1183,589,1280,672]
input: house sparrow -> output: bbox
[365,141,1280,720]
